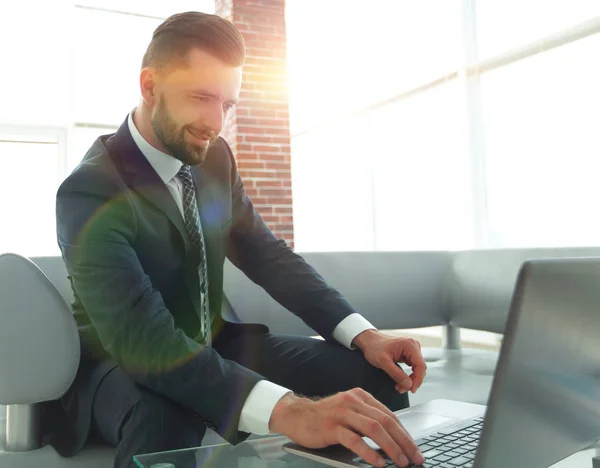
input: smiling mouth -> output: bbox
[187,128,212,145]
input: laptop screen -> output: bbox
[475,258,600,468]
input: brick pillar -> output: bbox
[215,0,294,248]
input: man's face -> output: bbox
[150,49,242,166]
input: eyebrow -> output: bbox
[193,90,238,106]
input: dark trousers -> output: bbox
[92,332,410,468]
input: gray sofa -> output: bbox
[2,246,600,467]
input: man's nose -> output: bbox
[204,105,225,136]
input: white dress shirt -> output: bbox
[127,111,377,434]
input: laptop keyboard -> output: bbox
[359,416,484,467]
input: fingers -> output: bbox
[350,389,425,466]
[342,412,410,467]
[336,426,387,468]
[355,389,403,425]
[409,337,422,352]
[356,403,424,466]
[381,361,413,393]
[397,339,428,393]
[404,345,427,393]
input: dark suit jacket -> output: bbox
[50,118,358,456]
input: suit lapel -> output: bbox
[111,119,192,256]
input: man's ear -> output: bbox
[140,68,157,105]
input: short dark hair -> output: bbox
[142,11,246,72]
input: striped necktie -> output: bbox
[176,165,211,346]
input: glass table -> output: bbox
[134,435,324,468]
[134,436,600,468]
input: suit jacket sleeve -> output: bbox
[56,165,262,444]
[223,143,358,341]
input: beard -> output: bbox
[151,96,216,166]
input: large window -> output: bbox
[287,0,600,251]
[482,33,600,248]
[371,82,471,251]
[287,0,465,252]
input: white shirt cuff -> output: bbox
[332,313,377,349]
[238,380,291,435]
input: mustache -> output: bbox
[185,126,218,140]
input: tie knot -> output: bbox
[177,165,192,183]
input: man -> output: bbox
[54,11,427,468]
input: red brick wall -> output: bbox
[215,0,294,248]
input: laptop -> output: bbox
[283,257,600,467]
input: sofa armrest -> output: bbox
[0,254,80,451]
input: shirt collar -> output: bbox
[127,109,182,184]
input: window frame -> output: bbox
[0,124,67,181]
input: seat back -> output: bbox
[224,251,452,335]
[0,253,79,405]
[29,255,74,306]
[446,246,600,333]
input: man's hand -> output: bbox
[270,389,425,468]
[353,330,427,394]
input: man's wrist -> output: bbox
[268,392,306,434]
[352,329,380,352]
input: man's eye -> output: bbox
[195,96,210,102]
